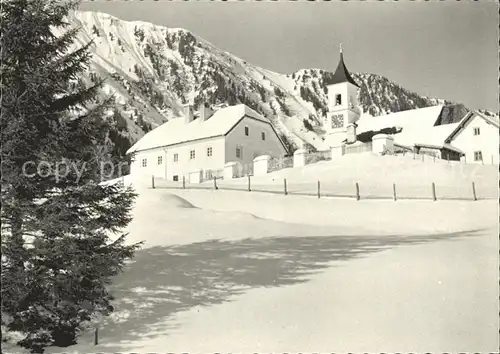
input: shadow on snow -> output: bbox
[89,229,485,350]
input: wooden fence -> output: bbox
[150,176,491,202]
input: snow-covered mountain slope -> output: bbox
[68,11,495,153]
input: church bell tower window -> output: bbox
[335,94,342,106]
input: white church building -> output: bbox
[126,104,288,182]
[323,46,362,148]
[127,46,498,182]
[323,47,499,164]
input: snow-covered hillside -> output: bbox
[67,11,495,153]
[3,153,498,352]
[3,187,498,353]
[148,153,498,201]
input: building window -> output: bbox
[245,126,249,136]
[207,146,213,157]
[173,175,179,182]
[157,156,163,165]
[335,94,342,106]
[236,146,243,159]
[173,153,178,162]
[190,150,196,160]
[261,132,266,141]
[474,151,483,161]
[141,158,147,167]
[473,127,480,136]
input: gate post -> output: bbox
[293,149,307,168]
[253,155,270,176]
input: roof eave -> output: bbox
[415,142,464,154]
[444,111,475,143]
[474,110,500,128]
[127,134,227,155]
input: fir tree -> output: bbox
[279,133,297,156]
[1,0,141,352]
[133,26,145,42]
[303,118,314,132]
[112,108,128,132]
[91,24,99,37]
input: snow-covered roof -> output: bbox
[424,122,461,146]
[127,104,271,154]
[414,143,464,154]
[356,105,459,147]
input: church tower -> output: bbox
[325,44,361,147]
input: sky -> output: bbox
[80,0,498,112]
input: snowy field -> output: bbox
[154,153,498,200]
[3,164,498,353]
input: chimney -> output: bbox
[198,103,213,122]
[183,104,193,124]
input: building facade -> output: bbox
[127,104,288,181]
[445,111,499,164]
[323,47,500,165]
